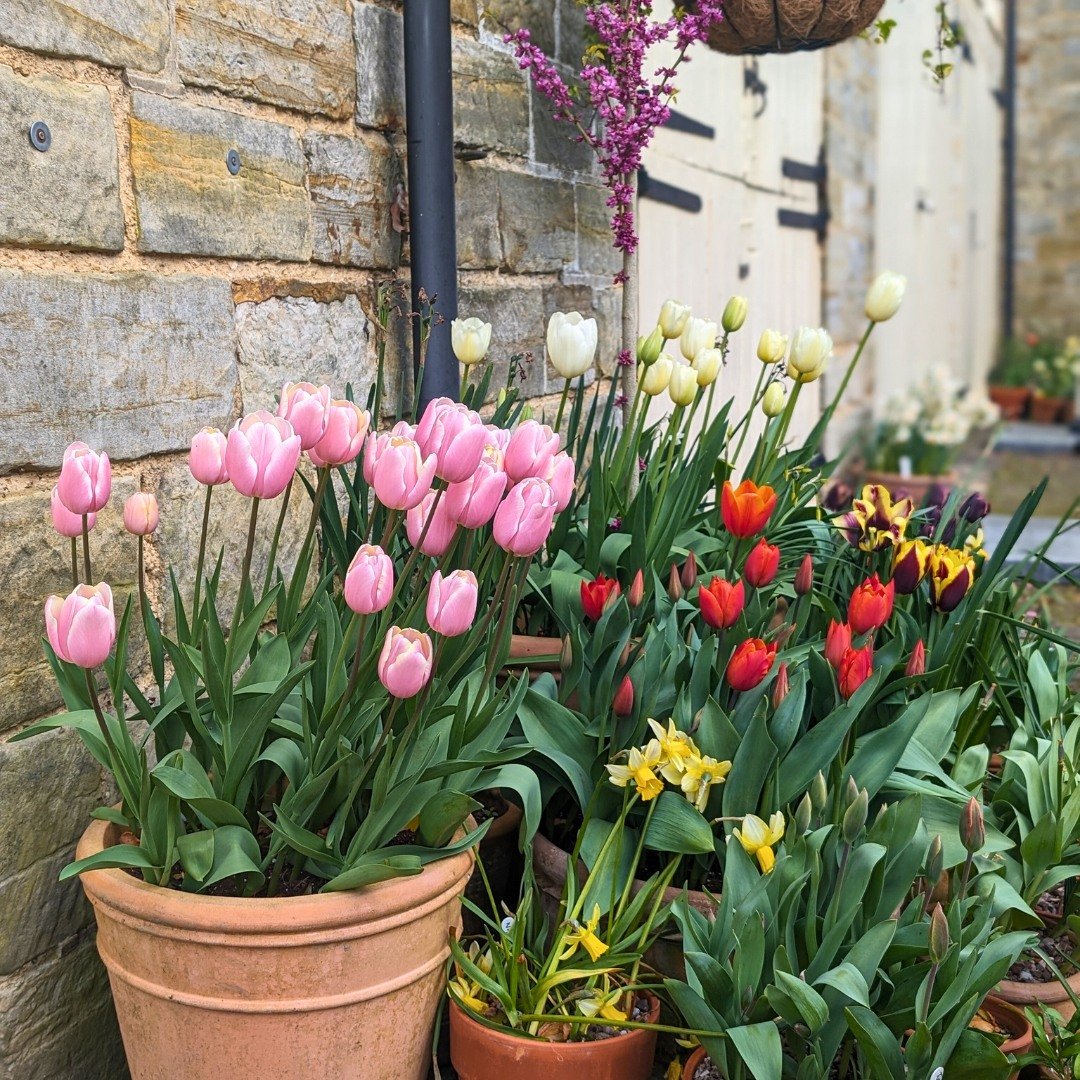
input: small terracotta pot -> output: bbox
[989,385,1031,420]
[683,1046,708,1079]
[862,469,957,508]
[975,995,1033,1076]
[995,933,1080,1022]
[449,993,661,1080]
[463,793,524,936]
[532,833,716,978]
[76,818,474,1080]
[1029,395,1068,424]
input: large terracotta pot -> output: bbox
[862,469,957,508]
[1030,395,1070,424]
[76,817,474,1080]
[449,993,661,1080]
[508,634,562,671]
[532,832,716,978]
[988,384,1031,420]
[708,0,885,54]
[995,933,1080,1023]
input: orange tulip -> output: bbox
[699,577,745,629]
[824,620,852,670]
[847,574,895,635]
[726,638,778,692]
[838,644,874,700]
[722,479,777,538]
[744,538,781,588]
[905,639,926,677]
[581,574,621,621]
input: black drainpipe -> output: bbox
[1001,0,1017,341]
[403,2,460,413]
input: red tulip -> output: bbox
[905,639,926,678]
[744,539,781,588]
[699,577,745,629]
[771,662,790,708]
[825,620,852,670]
[726,638,778,692]
[838,644,874,700]
[581,575,621,621]
[794,554,814,596]
[847,574,895,636]
[613,675,634,717]
[681,550,699,590]
[627,569,645,608]
[721,479,777,538]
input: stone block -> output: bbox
[353,2,406,130]
[558,0,587,66]
[0,0,169,72]
[452,38,530,156]
[0,271,237,472]
[455,163,503,269]
[532,80,595,175]
[130,91,312,261]
[176,0,355,118]
[0,472,139,734]
[497,0,556,56]
[0,66,124,252]
[458,279,547,399]
[452,0,480,24]
[575,183,619,277]
[303,131,403,269]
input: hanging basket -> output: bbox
[709,0,886,54]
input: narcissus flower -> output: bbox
[606,740,665,801]
[578,983,627,1022]
[721,479,777,538]
[581,574,621,621]
[726,638,778,692]
[680,753,732,812]
[744,539,781,588]
[892,538,932,594]
[835,484,914,552]
[928,545,976,612]
[838,644,874,699]
[734,812,785,873]
[847,574,895,635]
[698,576,745,629]
[648,718,699,783]
[559,904,609,962]
[824,620,852,670]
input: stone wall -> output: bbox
[0,3,616,1076]
[1014,0,1080,338]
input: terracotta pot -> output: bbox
[707,0,885,54]
[76,818,474,1080]
[449,993,661,1080]
[1030,395,1068,424]
[975,994,1034,1076]
[508,634,562,670]
[532,832,716,978]
[683,1047,708,1080]
[862,469,957,508]
[463,793,524,936]
[995,933,1080,1023]
[989,385,1031,420]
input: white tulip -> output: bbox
[668,358,698,406]
[680,317,717,361]
[757,329,788,365]
[658,299,691,339]
[761,382,786,417]
[640,353,673,396]
[692,348,723,387]
[451,317,492,366]
[546,310,598,379]
[864,271,906,323]
[786,326,833,383]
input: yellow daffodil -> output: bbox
[665,1059,684,1080]
[449,944,491,1014]
[577,981,627,1022]
[680,753,732,813]
[606,739,665,801]
[733,811,786,873]
[559,903,609,962]
[835,484,914,552]
[964,528,988,560]
[648,718,700,783]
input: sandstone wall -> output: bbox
[0,3,616,1075]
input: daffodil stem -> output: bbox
[615,797,658,921]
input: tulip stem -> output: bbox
[389,487,445,613]
[553,378,572,439]
[302,467,332,556]
[261,474,293,599]
[69,538,78,590]
[81,515,92,583]
[192,485,213,628]
[730,365,768,466]
[229,497,260,645]
[85,667,122,771]
[137,535,146,613]
[825,320,875,423]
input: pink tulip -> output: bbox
[44,583,116,668]
[123,493,159,536]
[377,626,434,698]
[446,444,507,529]
[406,491,458,557]
[485,425,511,453]
[309,399,370,467]
[277,382,331,451]
[225,411,301,500]
[415,397,488,484]
[542,451,576,512]
[51,486,94,538]
[344,544,395,615]
[493,478,558,557]
[367,434,437,511]
[426,570,478,637]
[57,442,111,515]
[189,428,229,486]
[504,420,561,483]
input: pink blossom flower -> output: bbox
[493,478,558,556]
[504,420,560,484]
[123,493,159,536]
[57,442,111,516]
[406,491,458,557]
[225,412,302,500]
[446,444,507,528]
[277,382,331,451]
[541,451,575,512]
[189,428,229,486]
[44,583,116,668]
[365,433,437,511]
[378,626,434,698]
[426,570,478,637]
[415,397,488,484]
[309,399,370,467]
[344,544,394,615]
[51,486,94,538]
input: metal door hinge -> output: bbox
[638,168,702,214]
[777,145,828,241]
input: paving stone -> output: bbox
[176,0,355,118]
[452,38,530,156]
[983,513,1080,582]
[129,91,312,261]
[0,65,124,252]
[0,0,169,72]
[0,271,237,472]
[353,1,406,130]
[303,131,403,269]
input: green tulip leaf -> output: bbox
[644,790,715,855]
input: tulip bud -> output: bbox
[771,662,790,709]
[679,317,717,362]
[772,622,795,649]
[794,792,812,834]
[640,354,673,396]
[794,554,814,596]
[787,327,832,384]
[874,802,889,827]
[960,797,985,854]
[667,358,699,407]
[613,675,634,717]
[905,639,926,677]
[757,329,788,365]
[667,562,683,602]
[680,550,698,590]
[845,775,860,807]
[930,869,951,905]
[929,903,949,965]
[692,347,723,387]
[628,569,645,608]
[51,486,95,538]
[864,271,906,323]
[658,299,691,340]
[636,325,664,367]
[926,835,944,884]
[44,583,117,669]
[451,317,493,366]
[559,634,574,675]
[547,310,598,379]
[761,382,786,417]
[721,295,748,334]
[810,772,828,813]
[123,492,159,536]
[843,787,868,843]
[959,492,991,523]
[189,428,229,486]
[377,626,434,699]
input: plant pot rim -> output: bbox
[449,990,661,1052]
[683,1045,707,1080]
[482,792,524,844]
[76,816,475,936]
[978,994,1034,1056]
[996,930,1080,1004]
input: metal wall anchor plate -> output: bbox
[226,149,241,175]
[29,121,51,152]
